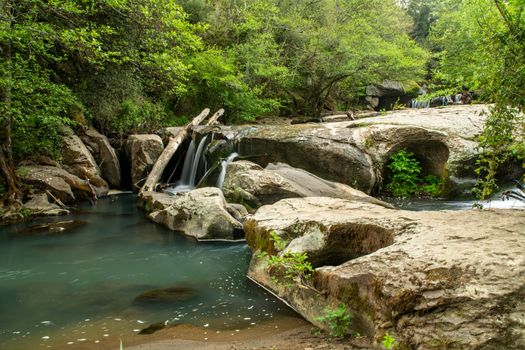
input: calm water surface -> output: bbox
[0,195,293,349]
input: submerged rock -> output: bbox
[140,188,244,240]
[11,220,86,238]
[223,160,393,210]
[134,286,196,303]
[138,321,168,335]
[246,197,525,349]
[126,135,164,192]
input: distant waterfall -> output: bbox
[216,153,239,189]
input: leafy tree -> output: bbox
[429,0,525,198]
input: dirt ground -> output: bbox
[122,316,373,350]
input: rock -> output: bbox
[228,105,489,196]
[126,135,164,192]
[366,80,410,110]
[23,193,69,216]
[223,161,393,209]
[134,286,196,303]
[139,322,168,335]
[141,188,244,240]
[18,165,98,203]
[226,202,250,223]
[246,197,525,349]
[238,124,376,193]
[11,220,86,238]
[62,134,109,197]
[80,128,121,188]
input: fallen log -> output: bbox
[140,109,210,193]
[205,108,225,126]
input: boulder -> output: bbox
[141,188,243,240]
[126,135,164,192]
[23,193,69,216]
[18,165,98,203]
[223,161,392,209]
[62,134,109,197]
[366,80,409,110]
[80,128,121,188]
[229,104,489,197]
[246,197,525,349]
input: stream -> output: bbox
[0,195,294,350]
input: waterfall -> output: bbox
[165,136,208,194]
[189,136,208,186]
[216,153,239,189]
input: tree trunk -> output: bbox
[140,108,212,193]
[0,0,22,207]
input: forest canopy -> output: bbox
[0,0,524,202]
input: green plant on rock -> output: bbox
[259,231,314,286]
[385,150,444,198]
[386,150,422,197]
[315,304,352,338]
[382,332,396,349]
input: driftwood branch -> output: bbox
[141,108,211,193]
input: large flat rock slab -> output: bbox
[245,197,525,349]
[204,105,489,196]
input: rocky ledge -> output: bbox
[245,197,525,349]
[202,105,494,196]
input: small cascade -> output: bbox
[216,152,239,189]
[166,136,209,194]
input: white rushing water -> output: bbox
[216,152,239,189]
[166,136,208,194]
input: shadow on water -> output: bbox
[0,194,295,350]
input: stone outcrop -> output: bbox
[245,197,525,349]
[366,80,410,110]
[23,193,69,216]
[225,105,488,196]
[140,188,243,240]
[18,165,99,203]
[80,128,121,188]
[223,160,392,210]
[62,134,109,197]
[126,134,164,192]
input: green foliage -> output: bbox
[386,150,422,197]
[385,150,444,198]
[427,0,525,198]
[315,304,352,338]
[259,231,314,286]
[382,332,396,349]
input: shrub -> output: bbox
[385,150,422,197]
[385,150,444,198]
[315,304,352,338]
[382,332,396,349]
[259,231,314,285]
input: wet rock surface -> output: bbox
[126,135,164,192]
[140,188,243,240]
[245,197,525,349]
[223,161,392,210]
